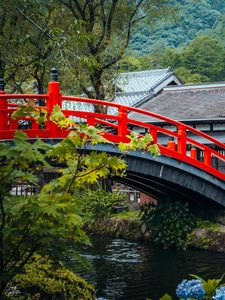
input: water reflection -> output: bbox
[70,235,225,300]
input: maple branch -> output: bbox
[15,7,53,40]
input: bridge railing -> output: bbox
[1,69,225,181]
[0,94,50,139]
[60,97,225,179]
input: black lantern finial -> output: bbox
[0,78,5,91]
[50,67,58,82]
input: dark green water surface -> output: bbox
[70,235,225,300]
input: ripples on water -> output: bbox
[67,235,225,300]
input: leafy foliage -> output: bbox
[2,0,225,92]
[181,35,225,81]
[157,274,225,300]
[50,104,74,128]
[0,0,62,93]
[163,35,225,83]
[78,188,128,221]
[11,100,48,125]
[0,0,175,102]
[159,293,173,300]
[118,131,159,155]
[0,103,159,296]
[119,0,225,84]
[174,67,210,84]
[140,199,196,250]
[122,33,225,83]
[190,274,224,300]
[8,255,95,300]
[129,0,225,56]
[0,132,90,295]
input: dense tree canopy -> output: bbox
[183,36,225,80]
[55,0,175,103]
[1,1,225,94]
[120,34,225,84]
[130,0,225,55]
[0,0,176,106]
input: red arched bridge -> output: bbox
[1,69,225,207]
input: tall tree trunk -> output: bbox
[91,70,107,114]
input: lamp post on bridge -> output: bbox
[47,67,62,111]
[46,67,62,138]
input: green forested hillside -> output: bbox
[130,0,225,56]
[121,34,225,84]
[119,0,225,84]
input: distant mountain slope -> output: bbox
[130,0,225,56]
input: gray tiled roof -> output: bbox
[62,67,179,115]
[114,67,181,108]
[130,83,225,123]
[116,68,173,93]
[114,91,151,107]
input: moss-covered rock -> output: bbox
[187,228,225,252]
[8,255,95,300]
[87,215,152,241]
[186,219,225,252]
[87,212,225,253]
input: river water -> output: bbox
[69,235,225,300]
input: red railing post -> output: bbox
[31,120,39,130]
[118,106,129,142]
[204,149,212,166]
[0,78,8,130]
[46,68,62,138]
[190,147,197,160]
[149,128,158,144]
[9,119,19,130]
[177,125,187,156]
[87,116,96,126]
[167,137,176,151]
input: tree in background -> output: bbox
[56,0,175,106]
[0,1,176,102]
[161,35,225,83]
[0,1,54,93]
[120,33,225,84]
[0,1,88,94]
[2,1,225,91]
[182,35,225,82]
[174,67,209,84]
[129,0,225,56]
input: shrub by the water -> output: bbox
[79,188,128,220]
[140,199,196,250]
[6,255,95,300]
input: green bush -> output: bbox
[140,200,196,250]
[6,255,95,300]
[79,188,128,220]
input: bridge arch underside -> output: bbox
[94,145,225,209]
[118,156,225,209]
